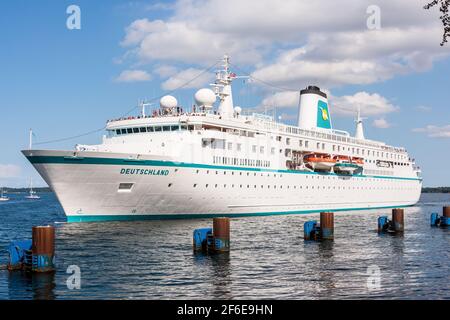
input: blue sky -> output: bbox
[0,0,449,187]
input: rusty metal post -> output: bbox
[442,206,450,226]
[443,206,450,218]
[212,217,230,252]
[320,212,334,240]
[32,226,55,272]
[392,209,404,232]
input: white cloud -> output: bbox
[115,70,152,82]
[413,125,450,138]
[120,19,167,47]
[330,92,399,117]
[259,90,399,120]
[119,0,449,83]
[372,118,392,129]
[154,65,178,78]
[0,164,21,179]
[261,91,298,108]
[161,68,214,90]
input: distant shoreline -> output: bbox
[2,187,449,193]
[2,187,52,193]
[421,187,450,193]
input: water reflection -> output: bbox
[193,252,232,299]
[8,271,55,300]
[316,240,336,298]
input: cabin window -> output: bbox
[299,140,303,147]
[147,127,154,132]
[140,127,147,133]
[155,126,162,132]
[237,143,242,151]
[188,125,195,131]
[181,125,187,130]
[252,145,257,153]
[305,141,309,148]
[260,146,265,154]
[171,125,179,131]
[127,128,133,134]
[121,129,127,134]
[286,138,290,145]
[228,142,233,150]
[271,147,275,155]
[163,126,171,131]
[116,129,121,135]
[133,128,139,133]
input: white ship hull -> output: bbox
[23,150,422,223]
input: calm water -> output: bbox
[0,192,448,300]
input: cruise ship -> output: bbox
[23,56,422,222]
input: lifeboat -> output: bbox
[333,155,360,174]
[351,157,364,167]
[303,153,336,171]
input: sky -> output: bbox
[0,0,450,187]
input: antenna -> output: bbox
[29,128,33,150]
[354,106,367,140]
[140,100,154,117]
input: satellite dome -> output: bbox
[234,106,242,114]
[160,95,178,109]
[194,88,216,107]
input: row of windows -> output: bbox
[172,183,417,191]
[208,139,409,166]
[212,156,270,168]
[190,169,415,184]
[114,125,195,135]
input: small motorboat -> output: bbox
[0,188,9,202]
[304,153,336,171]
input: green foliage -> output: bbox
[422,187,450,193]
[424,0,450,46]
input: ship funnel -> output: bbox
[297,86,332,130]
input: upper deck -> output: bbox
[105,111,408,156]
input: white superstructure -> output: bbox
[23,56,422,222]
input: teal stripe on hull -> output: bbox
[66,204,415,223]
[27,155,422,182]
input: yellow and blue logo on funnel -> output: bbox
[317,100,331,129]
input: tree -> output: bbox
[424,0,450,46]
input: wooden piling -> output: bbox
[320,212,334,240]
[212,217,230,252]
[443,206,450,218]
[32,226,55,272]
[392,209,404,232]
